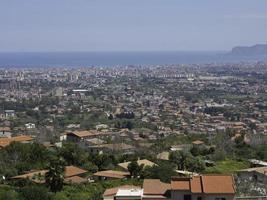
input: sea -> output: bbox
[0,51,267,68]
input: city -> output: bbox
[0,62,266,199]
[0,0,267,199]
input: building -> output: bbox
[103,185,141,200]
[118,159,156,171]
[89,143,135,154]
[102,175,236,200]
[60,130,112,143]
[11,165,88,184]
[93,170,130,181]
[0,127,11,138]
[0,135,34,149]
[115,188,143,200]
[142,179,171,199]
[171,175,235,200]
[25,123,36,129]
[4,110,15,118]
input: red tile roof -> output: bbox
[0,135,33,148]
[143,179,170,195]
[171,177,190,191]
[171,175,235,194]
[190,176,202,193]
[64,176,87,184]
[64,166,87,177]
[201,175,235,194]
[93,170,130,179]
[11,165,87,184]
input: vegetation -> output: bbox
[45,157,66,193]
[204,159,250,174]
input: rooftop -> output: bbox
[118,159,156,170]
[103,185,141,197]
[171,175,236,194]
[0,135,34,148]
[116,188,143,197]
[143,179,170,195]
[93,170,130,179]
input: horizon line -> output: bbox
[0,50,229,53]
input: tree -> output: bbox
[45,156,66,193]
[0,186,19,200]
[169,151,188,170]
[54,192,69,200]
[142,162,178,182]
[20,185,54,200]
[58,142,88,166]
[108,114,114,120]
[185,156,205,172]
[190,146,200,156]
[127,160,143,178]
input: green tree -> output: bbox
[185,156,205,172]
[169,151,188,170]
[91,154,112,171]
[20,185,54,200]
[127,161,143,178]
[58,142,87,166]
[54,192,69,200]
[142,162,178,183]
[0,186,19,200]
[45,157,66,193]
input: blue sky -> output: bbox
[0,0,267,52]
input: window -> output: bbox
[184,194,192,200]
[197,196,202,200]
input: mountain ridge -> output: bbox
[230,44,267,56]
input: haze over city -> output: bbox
[1,0,267,52]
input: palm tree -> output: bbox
[45,156,66,193]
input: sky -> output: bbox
[0,0,267,52]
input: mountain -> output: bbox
[230,44,267,56]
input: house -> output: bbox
[11,169,47,183]
[25,123,36,129]
[64,165,88,184]
[93,170,130,181]
[60,130,112,143]
[171,175,235,200]
[0,135,34,149]
[118,159,156,171]
[102,175,236,200]
[115,188,143,200]
[89,143,135,154]
[11,165,88,184]
[142,179,171,199]
[103,185,141,200]
[192,140,205,147]
[4,110,15,118]
[0,127,11,138]
[170,144,192,152]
